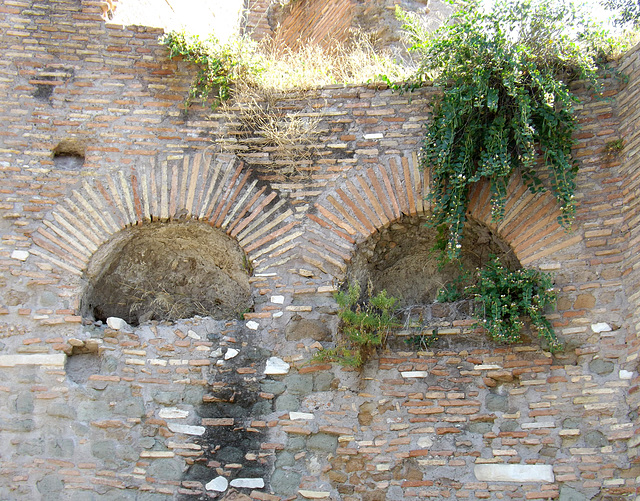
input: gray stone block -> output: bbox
[270,468,302,496]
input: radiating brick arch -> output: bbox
[465,171,582,266]
[308,154,581,274]
[30,153,296,275]
[307,153,427,276]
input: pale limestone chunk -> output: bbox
[159,408,189,419]
[591,322,612,333]
[299,490,331,498]
[11,250,29,261]
[474,464,554,483]
[205,476,228,492]
[265,357,290,375]
[167,423,205,436]
[0,354,66,367]
[225,348,239,360]
[106,317,127,331]
[229,478,264,489]
[270,295,285,304]
[290,412,314,420]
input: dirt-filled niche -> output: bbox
[346,215,520,309]
[81,221,253,326]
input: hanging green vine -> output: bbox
[395,0,617,260]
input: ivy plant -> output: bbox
[396,0,616,260]
[469,257,559,351]
[313,282,399,368]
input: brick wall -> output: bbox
[1,1,640,499]
[617,43,640,468]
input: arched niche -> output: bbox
[346,214,520,308]
[81,220,253,326]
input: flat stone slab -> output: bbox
[229,478,264,489]
[159,408,189,419]
[290,412,314,420]
[0,354,66,367]
[167,423,206,436]
[401,371,429,378]
[474,464,554,483]
[299,490,331,498]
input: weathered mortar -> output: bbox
[1,0,640,499]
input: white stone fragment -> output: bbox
[270,295,285,304]
[159,408,189,419]
[401,371,429,378]
[521,422,556,429]
[229,478,264,489]
[246,320,260,330]
[273,311,283,318]
[10,250,29,261]
[620,370,634,380]
[187,330,201,340]
[167,423,206,436]
[225,348,239,360]
[417,437,433,448]
[0,354,66,367]
[210,347,223,358]
[106,317,128,331]
[474,464,554,483]
[592,322,612,333]
[299,490,331,499]
[474,364,503,370]
[265,357,290,375]
[255,272,277,277]
[206,476,228,492]
[363,133,384,140]
[290,412,314,420]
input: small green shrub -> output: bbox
[159,31,263,108]
[469,257,560,351]
[313,282,399,368]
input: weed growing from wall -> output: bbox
[160,31,263,109]
[314,282,399,368]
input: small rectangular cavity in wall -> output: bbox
[474,464,554,483]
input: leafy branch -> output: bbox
[395,0,618,260]
[470,257,560,351]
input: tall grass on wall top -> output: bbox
[160,30,410,109]
[394,0,622,260]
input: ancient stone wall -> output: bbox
[1,1,640,500]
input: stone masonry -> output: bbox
[1,1,640,500]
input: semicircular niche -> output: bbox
[81,220,253,326]
[346,214,520,308]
